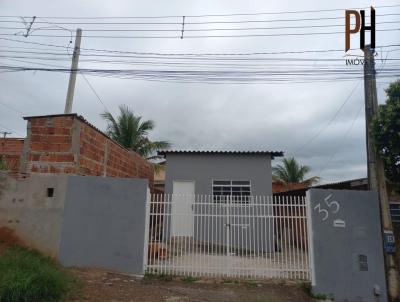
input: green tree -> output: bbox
[272,157,320,189]
[371,79,400,192]
[0,156,7,170]
[101,105,170,158]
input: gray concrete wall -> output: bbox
[308,189,387,302]
[58,176,148,276]
[164,153,273,195]
[0,172,68,256]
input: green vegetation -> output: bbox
[371,79,400,193]
[0,157,8,170]
[0,246,79,302]
[144,272,173,282]
[180,276,199,283]
[272,157,320,189]
[299,282,312,294]
[101,105,170,158]
[299,282,328,300]
[311,292,328,300]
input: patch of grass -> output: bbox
[144,272,173,282]
[0,245,79,302]
[300,282,328,299]
[299,282,312,295]
[299,282,328,300]
[311,292,327,300]
[244,280,259,288]
[180,276,199,283]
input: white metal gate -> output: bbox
[145,194,311,280]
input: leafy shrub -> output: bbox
[0,246,78,302]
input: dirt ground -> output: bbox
[68,268,314,302]
[0,231,314,302]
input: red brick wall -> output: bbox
[272,181,307,193]
[78,120,154,190]
[0,138,24,172]
[20,114,154,190]
[27,116,77,174]
[79,121,107,176]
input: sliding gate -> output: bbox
[145,194,311,280]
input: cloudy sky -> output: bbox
[0,0,399,183]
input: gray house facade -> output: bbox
[160,150,283,197]
[158,150,283,253]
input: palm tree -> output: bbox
[101,105,170,158]
[272,157,320,189]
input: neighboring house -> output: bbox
[153,161,166,193]
[0,138,24,173]
[272,181,307,193]
[274,177,400,225]
[274,178,369,196]
[159,150,284,197]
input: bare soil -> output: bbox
[0,226,25,253]
[68,268,314,302]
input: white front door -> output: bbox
[172,181,195,237]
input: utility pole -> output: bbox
[363,45,399,301]
[1,131,11,152]
[64,28,82,114]
[0,131,11,141]
[0,131,11,166]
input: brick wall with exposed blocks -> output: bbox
[25,115,77,174]
[0,138,25,172]
[17,114,154,190]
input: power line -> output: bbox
[2,27,399,39]
[0,4,399,19]
[3,57,398,86]
[79,72,111,112]
[3,53,400,63]
[316,54,393,178]
[1,13,400,26]
[3,47,400,59]
[292,80,362,154]
[318,102,364,179]
[1,20,399,32]
[2,37,400,57]
[0,122,24,136]
[0,65,398,85]
[0,100,24,115]
[2,52,399,72]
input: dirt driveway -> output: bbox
[69,268,314,302]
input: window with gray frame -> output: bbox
[212,180,251,203]
[390,203,400,224]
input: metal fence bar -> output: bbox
[145,193,311,280]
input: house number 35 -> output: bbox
[314,194,340,221]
